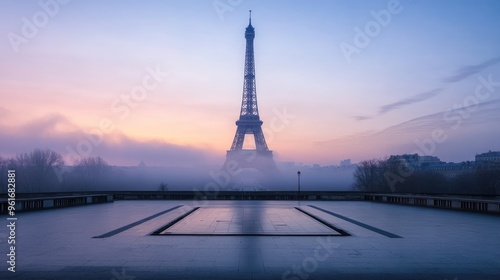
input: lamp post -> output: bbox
[297,171,301,200]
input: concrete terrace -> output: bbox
[1,200,499,279]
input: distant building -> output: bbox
[475,151,500,163]
[340,159,352,167]
[421,161,475,178]
[388,154,420,168]
[422,161,475,171]
[418,155,441,167]
[388,153,479,178]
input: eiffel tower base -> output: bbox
[221,150,279,190]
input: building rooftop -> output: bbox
[476,151,500,157]
[1,200,499,279]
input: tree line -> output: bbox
[352,157,500,195]
[0,148,110,193]
[0,148,193,194]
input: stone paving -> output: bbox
[0,200,499,279]
[157,206,342,235]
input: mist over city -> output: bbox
[1,1,499,279]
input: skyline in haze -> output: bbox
[1,0,500,166]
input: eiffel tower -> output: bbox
[223,11,278,189]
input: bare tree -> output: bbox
[15,149,64,193]
[158,181,168,191]
[353,158,409,193]
[353,159,381,192]
[0,156,8,193]
[476,161,500,195]
[72,156,110,191]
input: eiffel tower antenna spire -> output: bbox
[249,10,252,25]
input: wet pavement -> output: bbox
[157,206,341,235]
[0,200,499,279]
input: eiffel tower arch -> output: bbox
[222,11,279,190]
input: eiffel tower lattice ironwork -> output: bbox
[223,10,278,181]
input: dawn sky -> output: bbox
[1,0,500,166]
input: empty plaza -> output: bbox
[1,199,499,279]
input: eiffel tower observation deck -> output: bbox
[223,11,278,189]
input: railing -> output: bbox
[0,194,113,213]
[111,191,366,201]
[364,194,500,214]
[1,191,498,215]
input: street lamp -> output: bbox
[297,171,301,200]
